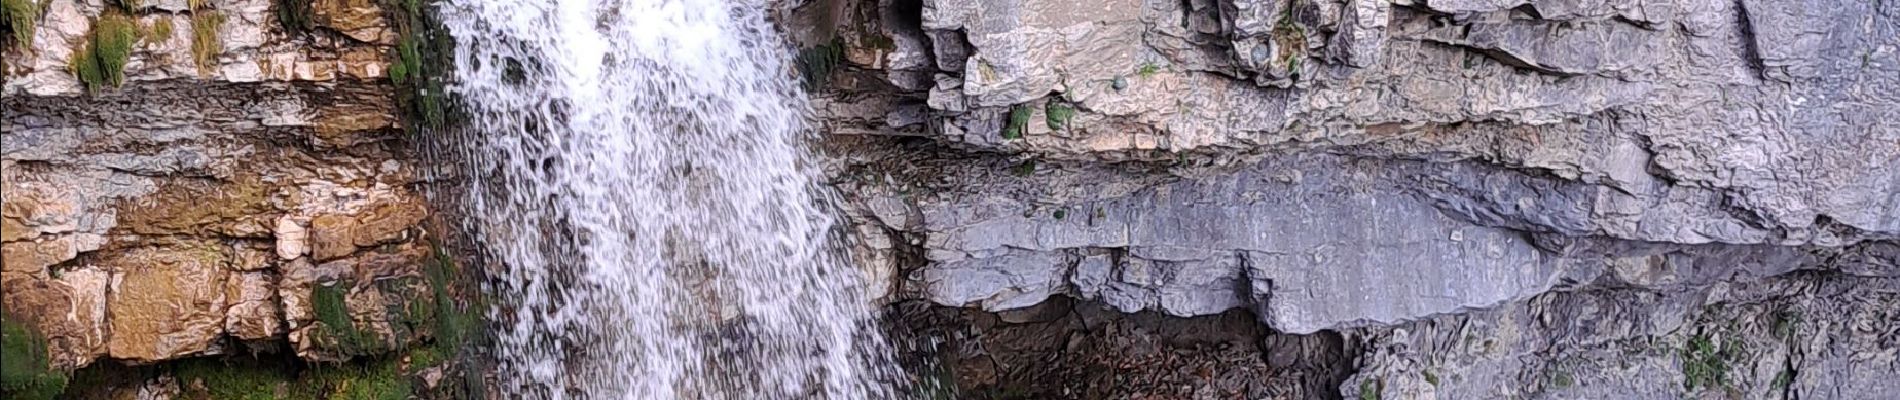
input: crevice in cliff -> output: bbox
[886,296,1357,399]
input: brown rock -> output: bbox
[306,197,429,262]
[116,176,278,238]
[1,266,111,369]
[311,102,398,148]
[104,244,231,363]
[338,47,387,79]
[274,216,309,260]
[2,236,78,277]
[1,215,30,242]
[312,0,391,44]
[351,200,427,248]
[308,215,357,261]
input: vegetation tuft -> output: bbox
[1357,379,1381,400]
[191,11,225,74]
[1002,104,1032,139]
[1136,62,1159,78]
[385,0,452,132]
[1044,100,1075,131]
[1681,333,1743,392]
[2,315,68,400]
[150,17,175,42]
[172,351,425,400]
[3,0,40,49]
[1271,2,1307,78]
[108,0,140,13]
[69,10,142,92]
[1010,159,1036,177]
[313,283,384,357]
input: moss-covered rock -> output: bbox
[68,10,141,92]
[2,0,40,49]
[1,315,68,400]
[384,0,452,133]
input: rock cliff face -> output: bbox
[2,1,468,395]
[792,0,1898,397]
[4,0,1894,398]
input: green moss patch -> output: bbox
[69,10,141,92]
[2,315,67,400]
[385,0,452,133]
[312,283,385,357]
[1002,104,1032,140]
[3,0,41,49]
[173,350,430,400]
[1044,100,1075,131]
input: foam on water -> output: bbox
[436,0,904,398]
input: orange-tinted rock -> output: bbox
[309,215,357,262]
[313,0,392,44]
[2,236,78,276]
[115,176,278,238]
[103,244,231,363]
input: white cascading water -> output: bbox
[436,0,905,398]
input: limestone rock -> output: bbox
[1,1,432,369]
[313,0,394,44]
[102,244,231,363]
[223,270,284,341]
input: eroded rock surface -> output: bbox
[2,0,436,368]
[795,0,1897,397]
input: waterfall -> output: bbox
[435,0,904,398]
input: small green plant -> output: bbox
[1771,367,1794,390]
[150,18,175,41]
[1010,159,1036,177]
[191,11,225,74]
[1051,209,1066,220]
[1358,379,1381,400]
[1681,333,1741,392]
[69,11,141,91]
[386,0,452,132]
[425,249,479,349]
[2,315,68,400]
[312,283,382,356]
[3,0,41,49]
[276,0,313,35]
[1421,369,1439,386]
[1135,62,1159,78]
[1044,100,1075,131]
[1002,104,1032,139]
